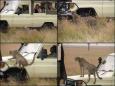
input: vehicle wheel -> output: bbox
[42,23,48,29]
[49,23,54,29]
[42,23,54,29]
[0,61,9,70]
[68,15,73,20]
[0,20,9,33]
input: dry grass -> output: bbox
[58,17,114,42]
[0,28,57,42]
[63,45,114,75]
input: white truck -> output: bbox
[1,43,57,78]
[58,0,114,19]
[0,0,57,30]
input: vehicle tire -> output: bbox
[0,61,9,69]
[42,23,54,29]
[49,23,54,29]
[68,15,73,20]
[0,20,9,33]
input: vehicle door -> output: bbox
[21,43,57,78]
[45,1,57,27]
[92,0,103,17]
[12,4,33,27]
[32,1,57,27]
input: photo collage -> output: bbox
[0,0,114,86]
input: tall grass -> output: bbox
[0,28,57,42]
[58,17,114,42]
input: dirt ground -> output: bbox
[0,78,57,86]
[0,44,21,56]
[61,43,114,75]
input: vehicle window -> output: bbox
[57,2,69,14]
[58,2,77,14]
[34,3,43,13]
[41,2,46,13]
[15,5,29,14]
[48,45,57,57]
[22,5,29,14]
[46,2,57,14]
[15,7,23,15]
[33,1,57,14]
[68,3,77,12]
[37,45,57,60]
[68,3,75,9]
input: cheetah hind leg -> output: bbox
[86,73,90,83]
[96,71,102,79]
[93,73,96,84]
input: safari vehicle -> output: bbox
[1,43,57,78]
[58,0,114,20]
[0,0,57,30]
[58,43,114,86]
[68,53,115,86]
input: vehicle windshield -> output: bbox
[0,0,7,12]
[0,0,20,15]
[58,2,77,14]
